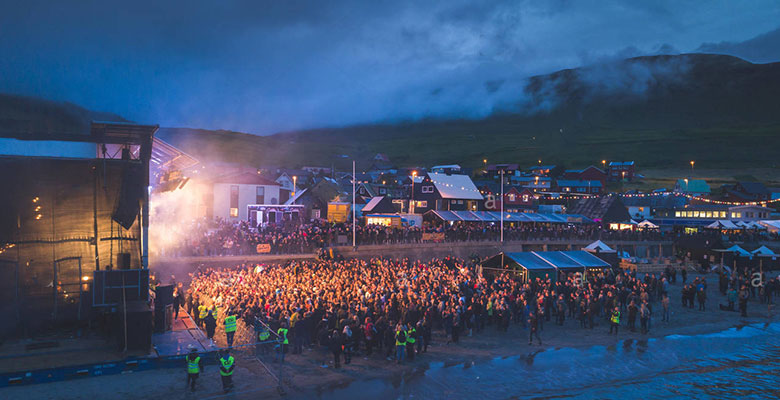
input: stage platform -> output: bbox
[152,309,214,356]
[0,308,220,388]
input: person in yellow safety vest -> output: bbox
[185,348,203,392]
[257,326,271,355]
[211,305,219,321]
[224,313,237,348]
[394,324,406,364]
[276,322,289,363]
[218,350,235,393]
[406,325,416,361]
[198,305,208,328]
[609,306,621,335]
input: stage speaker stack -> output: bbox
[153,285,174,333]
[115,300,152,352]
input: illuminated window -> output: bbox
[416,200,427,208]
[686,211,693,218]
[732,212,741,218]
[693,211,700,218]
[720,211,726,218]
[675,211,682,218]
[508,194,516,202]
[705,211,712,218]
[229,208,239,217]
[522,194,529,202]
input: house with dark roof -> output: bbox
[571,196,630,224]
[411,172,484,213]
[285,177,344,221]
[562,165,607,186]
[556,179,603,194]
[361,196,398,214]
[607,161,635,181]
[722,181,771,202]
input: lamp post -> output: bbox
[292,175,297,197]
[602,160,606,170]
[500,169,504,243]
[352,161,356,248]
[410,171,417,214]
[690,160,695,175]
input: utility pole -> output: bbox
[500,169,504,243]
[352,160,356,248]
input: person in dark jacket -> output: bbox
[528,312,542,345]
[329,330,343,368]
[204,310,217,344]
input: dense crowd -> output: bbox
[184,257,777,366]
[153,217,780,257]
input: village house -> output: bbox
[410,172,483,213]
[562,165,607,186]
[555,179,603,194]
[607,161,635,181]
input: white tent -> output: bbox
[745,221,766,230]
[759,220,780,233]
[706,220,739,230]
[584,240,616,253]
[724,244,751,257]
[637,219,659,229]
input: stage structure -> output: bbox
[0,122,157,346]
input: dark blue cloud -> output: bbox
[0,0,778,134]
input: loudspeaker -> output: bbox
[154,285,174,309]
[117,253,131,269]
[112,164,144,230]
[116,301,152,352]
[153,304,173,333]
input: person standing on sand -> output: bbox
[662,293,670,322]
[609,306,620,335]
[528,312,542,345]
[329,329,342,368]
[640,302,650,334]
[395,324,406,364]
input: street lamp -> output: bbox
[410,171,417,214]
[690,160,695,174]
[292,176,297,197]
[602,160,606,169]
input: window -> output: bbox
[522,194,529,203]
[705,211,712,218]
[508,194,516,202]
[720,211,726,218]
[256,186,265,204]
[732,212,741,218]
[312,209,321,219]
[577,187,586,192]
[415,200,427,208]
[675,211,682,218]
[686,211,693,218]
[422,185,434,193]
[230,185,239,217]
[693,211,700,218]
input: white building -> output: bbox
[213,172,282,221]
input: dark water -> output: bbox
[311,322,780,400]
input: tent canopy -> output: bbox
[751,245,778,257]
[759,220,780,233]
[425,210,594,224]
[637,219,659,228]
[722,244,751,257]
[584,240,616,253]
[485,250,610,271]
[707,220,740,230]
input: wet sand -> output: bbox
[4,272,777,400]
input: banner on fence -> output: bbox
[422,232,445,242]
[256,243,272,254]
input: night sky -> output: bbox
[1,1,779,134]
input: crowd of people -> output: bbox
[152,217,780,257]
[182,256,776,367]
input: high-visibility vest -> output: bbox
[211,306,218,320]
[406,328,416,344]
[187,356,201,374]
[198,305,208,319]
[278,328,289,344]
[225,315,237,333]
[219,356,234,377]
[259,330,270,341]
[611,311,620,324]
[395,330,406,346]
